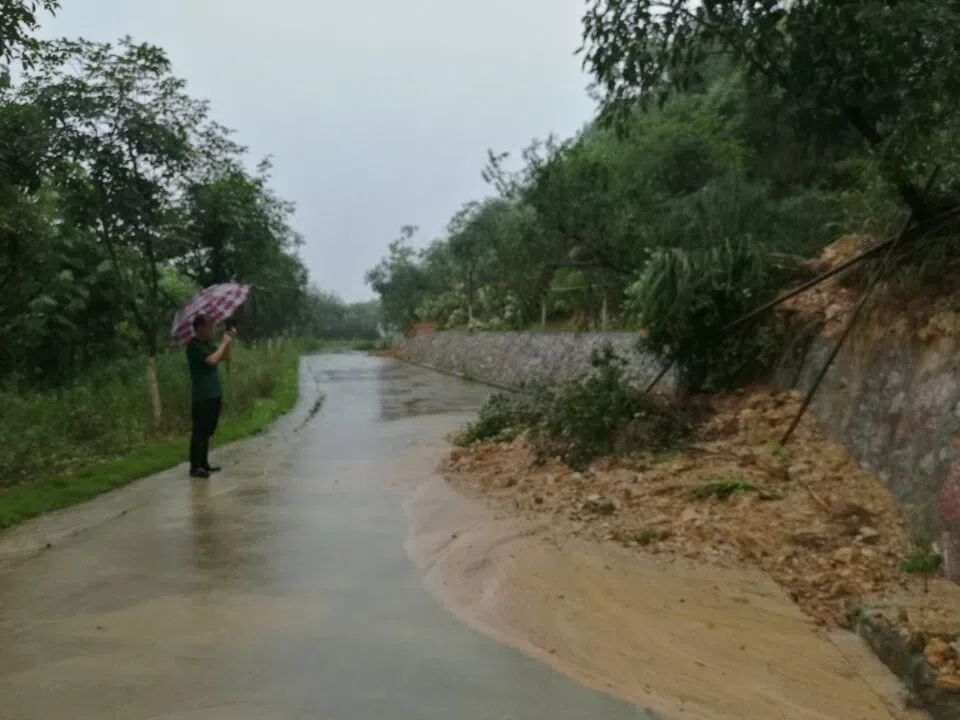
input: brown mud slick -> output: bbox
[406,473,901,720]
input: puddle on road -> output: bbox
[404,465,899,720]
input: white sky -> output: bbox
[38,0,596,301]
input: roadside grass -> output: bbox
[0,341,304,530]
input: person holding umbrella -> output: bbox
[186,316,236,478]
[171,282,251,479]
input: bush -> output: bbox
[0,341,300,487]
[531,346,692,469]
[692,477,759,500]
[455,346,692,470]
[454,392,539,446]
[627,238,789,393]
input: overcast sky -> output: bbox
[39,1,597,301]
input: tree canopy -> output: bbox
[579,0,960,216]
[0,16,373,410]
[367,2,959,390]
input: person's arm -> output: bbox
[204,329,236,366]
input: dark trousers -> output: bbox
[190,396,223,471]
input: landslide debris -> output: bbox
[445,388,910,627]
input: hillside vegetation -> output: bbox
[368,0,960,394]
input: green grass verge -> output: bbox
[0,349,302,531]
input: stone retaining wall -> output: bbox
[788,329,960,569]
[400,331,670,390]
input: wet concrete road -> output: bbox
[0,354,659,719]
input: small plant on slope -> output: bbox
[902,550,942,594]
[454,392,538,446]
[692,477,759,501]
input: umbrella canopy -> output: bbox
[170,282,250,347]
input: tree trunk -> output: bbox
[541,298,548,328]
[601,293,609,329]
[147,353,162,426]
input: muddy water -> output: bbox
[406,474,906,720]
[0,354,657,719]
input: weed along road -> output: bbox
[0,354,659,720]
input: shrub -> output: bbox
[454,392,539,446]
[457,346,692,470]
[531,347,692,469]
[692,477,758,500]
[901,551,942,594]
[627,238,788,393]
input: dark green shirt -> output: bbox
[186,339,223,401]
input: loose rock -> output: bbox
[925,637,956,671]
[935,674,960,692]
[582,495,616,516]
[833,547,855,564]
[857,527,880,544]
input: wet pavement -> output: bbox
[0,354,659,719]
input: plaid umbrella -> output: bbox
[170,283,251,347]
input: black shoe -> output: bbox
[204,465,222,473]
[189,468,211,479]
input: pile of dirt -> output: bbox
[779,233,960,345]
[779,234,873,336]
[444,388,911,628]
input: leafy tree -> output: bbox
[627,238,784,393]
[20,37,231,419]
[362,2,957,397]
[579,0,960,216]
[0,0,58,67]
[246,251,310,340]
[364,226,429,332]
[297,289,379,340]
[176,155,310,341]
[447,201,486,322]
[0,95,53,312]
[367,59,862,338]
[480,200,552,324]
[0,11,352,493]
[179,158,299,285]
